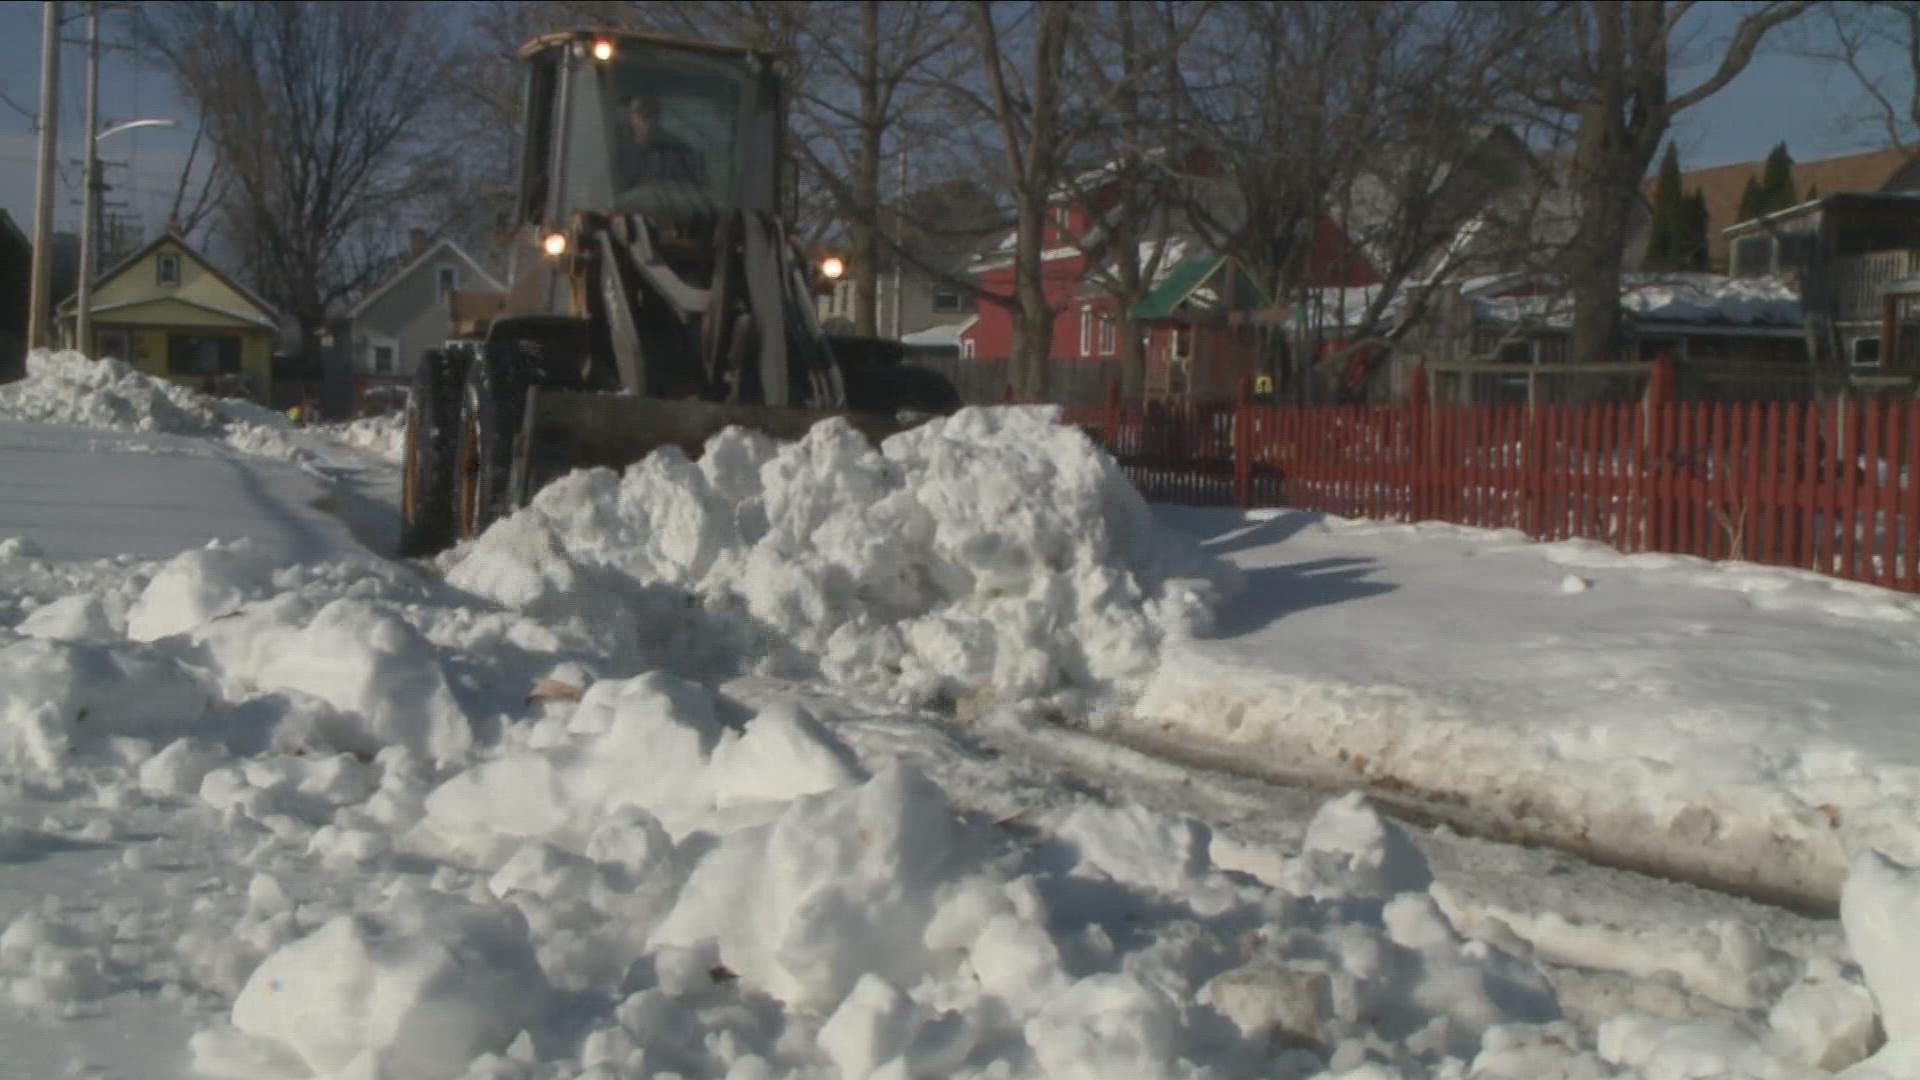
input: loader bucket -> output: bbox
[505,387,932,509]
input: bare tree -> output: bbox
[1801,1,1920,151]
[163,124,227,243]
[1503,0,1812,367]
[1064,0,1199,402]
[133,1,460,386]
[960,2,1079,400]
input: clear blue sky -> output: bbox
[0,1,1909,244]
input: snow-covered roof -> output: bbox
[1475,273,1802,330]
[899,317,976,348]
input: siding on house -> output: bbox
[346,241,504,379]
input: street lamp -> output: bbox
[96,118,175,142]
[76,102,178,355]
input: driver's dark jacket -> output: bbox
[616,129,706,188]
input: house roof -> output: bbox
[56,229,278,323]
[81,295,279,331]
[346,238,506,321]
[1129,257,1223,321]
[1660,146,1917,266]
[1721,190,1920,237]
[1128,256,1266,321]
[900,317,977,348]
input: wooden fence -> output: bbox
[1065,367,1920,593]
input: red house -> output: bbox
[959,170,1383,405]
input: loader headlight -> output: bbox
[591,38,615,62]
[819,255,845,280]
[542,231,568,257]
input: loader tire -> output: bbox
[454,349,529,541]
[398,348,470,558]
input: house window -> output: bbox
[1174,326,1192,359]
[165,333,239,376]
[97,329,128,362]
[1079,306,1093,357]
[1853,337,1882,367]
[932,288,965,314]
[1098,314,1117,356]
[1731,236,1771,277]
[961,339,976,360]
[373,344,396,373]
[156,253,181,286]
[1052,206,1071,230]
[437,265,458,301]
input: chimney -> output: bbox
[409,228,430,259]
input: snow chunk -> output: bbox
[1025,973,1184,1080]
[1054,802,1215,897]
[127,541,276,642]
[708,700,863,808]
[17,593,120,641]
[650,762,984,1010]
[423,673,861,853]
[488,842,599,901]
[248,599,472,764]
[137,738,226,797]
[223,896,550,1079]
[818,973,916,1080]
[1290,792,1433,898]
[0,637,212,769]
[1841,847,1920,1075]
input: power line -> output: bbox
[0,88,35,123]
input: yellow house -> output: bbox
[57,231,278,401]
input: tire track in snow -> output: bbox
[1037,718,1839,919]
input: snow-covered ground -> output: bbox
[1,349,1918,1079]
[1119,509,1920,915]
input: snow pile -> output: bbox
[0,350,316,465]
[314,412,408,464]
[1,536,503,776]
[0,350,225,436]
[445,407,1236,710]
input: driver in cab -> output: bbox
[615,93,708,190]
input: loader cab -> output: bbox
[514,31,783,250]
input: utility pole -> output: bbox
[26,0,61,354]
[890,146,905,339]
[76,0,101,356]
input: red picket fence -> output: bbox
[1065,390,1920,593]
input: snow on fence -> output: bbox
[1066,383,1920,593]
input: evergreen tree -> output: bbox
[1644,143,1687,270]
[1738,175,1765,223]
[1684,190,1711,271]
[1758,142,1798,212]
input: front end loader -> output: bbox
[398,30,961,557]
